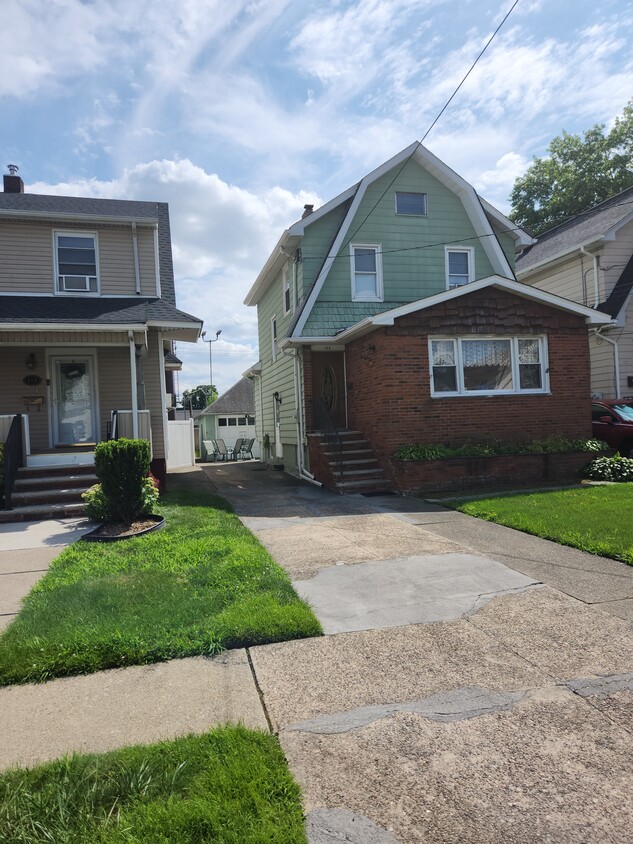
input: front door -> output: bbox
[311,352,347,428]
[50,355,98,446]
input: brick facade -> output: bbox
[304,288,593,491]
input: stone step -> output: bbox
[335,478,392,491]
[0,502,86,523]
[16,464,95,480]
[323,447,372,458]
[10,487,92,507]
[328,458,379,467]
[331,467,386,479]
[14,474,98,492]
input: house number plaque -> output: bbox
[23,375,42,386]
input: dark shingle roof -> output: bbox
[0,296,200,326]
[164,350,183,365]
[0,192,177,306]
[597,252,633,318]
[199,377,254,416]
[517,188,633,274]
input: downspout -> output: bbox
[593,327,621,399]
[286,346,320,485]
[128,331,139,437]
[581,247,600,308]
[132,223,141,294]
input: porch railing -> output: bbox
[3,414,23,510]
[310,397,344,484]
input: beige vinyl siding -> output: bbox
[0,221,55,293]
[318,158,497,304]
[0,346,49,450]
[97,347,132,439]
[524,254,592,305]
[0,219,156,297]
[143,329,166,459]
[602,220,633,301]
[589,334,617,399]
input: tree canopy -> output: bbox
[181,385,217,410]
[509,100,633,236]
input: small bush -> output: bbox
[584,453,633,482]
[394,436,606,461]
[93,439,152,524]
[82,483,112,522]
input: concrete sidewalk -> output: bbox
[0,517,93,630]
[2,464,632,843]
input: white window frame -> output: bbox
[445,246,474,290]
[428,335,550,398]
[282,264,291,315]
[54,230,100,295]
[271,315,277,362]
[395,191,427,216]
[350,243,383,302]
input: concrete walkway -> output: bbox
[1,464,633,843]
[0,517,93,630]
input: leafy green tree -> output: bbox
[182,385,217,410]
[510,100,633,235]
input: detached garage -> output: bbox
[198,377,260,459]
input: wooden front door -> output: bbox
[311,352,346,428]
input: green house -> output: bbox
[244,142,609,493]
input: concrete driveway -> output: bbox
[198,463,633,843]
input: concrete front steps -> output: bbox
[0,465,96,522]
[324,430,392,494]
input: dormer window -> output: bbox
[55,231,99,294]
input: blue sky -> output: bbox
[4,0,632,394]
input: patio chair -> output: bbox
[202,440,217,461]
[240,438,255,460]
[232,438,244,460]
[215,439,230,461]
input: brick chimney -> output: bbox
[302,204,314,218]
[4,165,24,194]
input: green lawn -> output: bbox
[0,489,321,685]
[0,726,307,844]
[455,484,633,565]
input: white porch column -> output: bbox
[128,331,139,438]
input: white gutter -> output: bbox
[128,331,139,437]
[132,222,141,294]
[0,209,158,224]
[581,246,600,308]
[0,322,147,332]
[593,327,621,399]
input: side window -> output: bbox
[282,265,291,315]
[350,244,383,302]
[55,232,99,293]
[395,191,427,215]
[446,247,474,289]
[271,316,277,362]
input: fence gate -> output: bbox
[167,419,195,469]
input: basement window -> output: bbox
[429,336,548,397]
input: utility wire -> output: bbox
[338,0,522,254]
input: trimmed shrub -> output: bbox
[93,438,152,524]
[394,437,606,461]
[584,454,633,482]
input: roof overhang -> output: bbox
[0,208,159,226]
[285,276,612,348]
[479,197,534,250]
[147,319,202,342]
[243,361,262,378]
[516,239,605,279]
[244,233,301,306]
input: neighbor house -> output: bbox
[0,168,203,517]
[244,143,610,493]
[198,377,259,459]
[516,188,633,399]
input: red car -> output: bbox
[591,400,633,457]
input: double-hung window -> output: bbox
[429,337,548,396]
[446,247,474,289]
[55,231,99,293]
[271,316,277,362]
[351,244,383,301]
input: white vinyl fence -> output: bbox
[167,419,195,469]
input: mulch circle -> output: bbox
[82,515,165,542]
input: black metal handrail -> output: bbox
[310,397,344,485]
[3,414,23,510]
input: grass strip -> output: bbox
[454,484,633,565]
[0,489,321,685]
[0,725,307,843]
